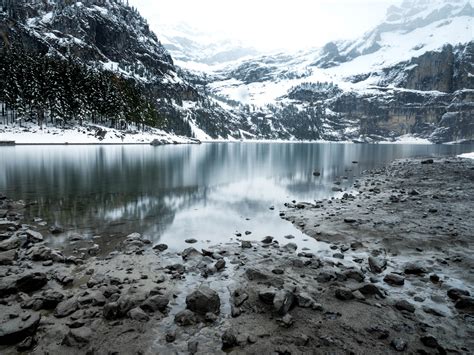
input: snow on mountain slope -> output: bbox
[209,1,473,107]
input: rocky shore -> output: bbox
[0,157,473,354]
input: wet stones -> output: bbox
[403,262,427,275]
[454,296,474,311]
[221,329,238,350]
[258,289,276,305]
[152,243,168,252]
[186,286,220,315]
[343,269,365,282]
[24,230,43,243]
[394,300,415,313]
[54,297,79,318]
[232,288,249,307]
[128,307,149,322]
[140,295,169,313]
[62,327,92,348]
[0,312,41,345]
[383,273,405,286]
[335,288,354,301]
[421,159,434,165]
[447,288,470,301]
[185,238,197,244]
[343,218,357,223]
[420,335,439,348]
[0,235,20,251]
[241,240,252,249]
[49,225,64,234]
[0,249,17,265]
[261,236,273,244]
[391,338,407,352]
[215,259,226,271]
[357,284,385,298]
[368,256,387,274]
[16,272,48,293]
[181,247,201,261]
[28,245,65,262]
[273,290,295,315]
[174,309,197,326]
[245,268,268,281]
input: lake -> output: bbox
[1,142,473,253]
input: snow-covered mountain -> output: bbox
[156,23,259,67]
[203,0,473,142]
[0,0,472,143]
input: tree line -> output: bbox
[0,49,166,130]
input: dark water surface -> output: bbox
[1,142,473,251]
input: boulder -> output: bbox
[273,290,295,315]
[0,312,41,345]
[174,309,197,326]
[128,307,149,322]
[368,256,387,274]
[0,236,20,251]
[447,288,470,301]
[16,273,47,293]
[62,327,92,348]
[140,295,169,313]
[335,288,354,301]
[186,286,221,315]
[0,249,17,265]
[383,273,405,286]
[24,230,43,243]
[54,298,79,318]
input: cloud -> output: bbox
[129,0,402,50]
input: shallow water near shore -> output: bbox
[1,142,473,252]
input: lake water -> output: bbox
[1,142,473,252]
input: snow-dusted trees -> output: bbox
[0,49,165,129]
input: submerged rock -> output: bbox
[368,256,387,274]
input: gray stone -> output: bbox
[384,273,405,286]
[0,236,20,251]
[241,240,252,249]
[140,295,169,313]
[54,298,79,318]
[62,327,92,348]
[16,272,47,293]
[368,256,387,274]
[447,288,470,301]
[335,288,354,301]
[222,329,237,350]
[394,299,415,313]
[273,290,295,315]
[390,338,407,351]
[128,307,149,322]
[0,312,41,345]
[24,230,43,243]
[174,309,197,326]
[153,244,168,252]
[0,249,17,265]
[186,286,220,315]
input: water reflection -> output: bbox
[0,143,472,251]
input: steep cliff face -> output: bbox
[0,0,247,139]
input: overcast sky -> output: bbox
[129,0,402,50]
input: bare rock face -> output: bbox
[186,286,221,315]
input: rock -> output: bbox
[333,253,344,259]
[365,326,389,339]
[447,288,470,301]
[284,235,295,239]
[404,262,427,275]
[103,302,120,320]
[16,336,35,351]
[384,273,405,286]
[258,289,276,305]
[41,290,65,309]
[296,293,315,308]
[181,247,201,260]
[420,335,439,348]
[245,268,268,281]
[188,340,199,354]
[335,288,354,301]
[215,259,226,271]
[283,242,298,252]
[343,269,365,282]
[241,240,252,249]
[0,221,19,232]
[165,330,176,343]
[174,309,197,326]
[0,249,17,265]
[394,300,415,313]
[422,306,446,317]
[278,314,294,328]
[16,272,47,293]
[24,230,43,243]
[128,307,149,322]
[273,290,295,315]
[185,238,197,244]
[49,225,64,234]
[140,295,169,313]
[261,236,274,244]
[358,284,385,298]
[62,327,92,348]
[455,296,474,311]
[421,159,434,164]
[222,329,238,349]
[231,305,241,317]
[429,274,440,283]
[313,171,321,176]
[0,236,20,251]
[344,218,357,223]
[368,256,387,274]
[29,246,65,262]
[153,244,168,252]
[54,298,79,318]
[233,289,249,307]
[0,312,41,345]
[391,338,407,351]
[186,286,220,315]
